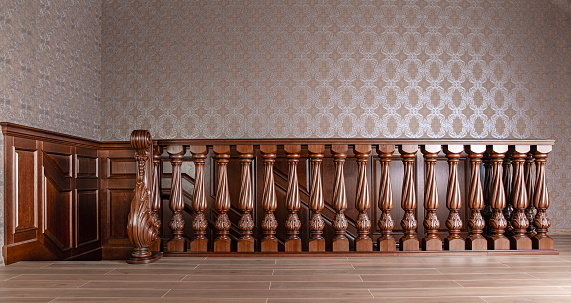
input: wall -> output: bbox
[0,0,102,264]
[101,0,570,230]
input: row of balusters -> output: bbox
[150,143,553,253]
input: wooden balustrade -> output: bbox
[124,130,557,263]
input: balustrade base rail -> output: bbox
[127,130,556,263]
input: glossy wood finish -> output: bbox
[189,145,208,252]
[487,145,510,250]
[399,145,419,251]
[420,145,442,251]
[284,145,302,252]
[443,145,465,251]
[237,145,255,252]
[213,145,232,252]
[532,145,554,250]
[466,145,487,250]
[377,145,396,252]
[354,145,372,251]
[308,145,325,252]
[525,152,537,237]
[510,146,532,250]
[149,146,162,253]
[166,145,186,252]
[331,145,349,252]
[260,145,278,252]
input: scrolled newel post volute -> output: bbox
[127,130,161,264]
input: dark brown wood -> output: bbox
[509,146,532,250]
[189,145,208,252]
[399,145,419,251]
[331,144,349,252]
[166,145,187,252]
[213,145,232,252]
[443,145,465,251]
[354,144,372,251]
[525,152,536,237]
[466,145,487,250]
[260,145,278,252]
[487,145,510,250]
[503,152,514,237]
[308,145,325,252]
[284,145,302,252]
[531,145,554,249]
[149,145,162,253]
[237,145,255,252]
[420,145,442,251]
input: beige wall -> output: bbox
[101,1,570,229]
[0,0,102,264]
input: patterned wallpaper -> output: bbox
[101,0,570,229]
[0,0,102,264]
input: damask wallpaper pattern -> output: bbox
[0,0,102,264]
[101,0,570,229]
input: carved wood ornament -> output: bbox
[354,144,372,251]
[421,145,442,251]
[331,144,349,252]
[189,145,208,252]
[466,145,487,250]
[308,145,325,252]
[399,145,419,251]
[377,144,396,251]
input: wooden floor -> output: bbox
[1,235,571,302]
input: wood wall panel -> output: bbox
[14,149,37,234]
[76,190,99,247]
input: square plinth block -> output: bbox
[214,238,231,252]
[400,237,419,251]
[510,236,532,250]
[488,236,510,250]
[466,237,487,250]
[422,238,443,251]
[332,238,349,252]
[355,238,373,251]
[444,238,465,251]
[261,238,278,252]
[190,239,208,252]
[237,238,255,252]
[378,238,396,251]
[532,236,554,250]
[167,238,186,252]
[150,238,162,253]
[309,238,325,252]
[285,239,302,252]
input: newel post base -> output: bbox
[127,249,163,265]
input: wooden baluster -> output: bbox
[509,145,532,250]
[331,144,349,252]
[213,145,231,252]
[377,144,396,251]
[127,130,159,263]
[284,145,302,252]
[531,145,554,249]
[399,145,419,251]
[237,145,255,252]
[487,145,509,250]
[189,145,208,252]
[260,145,278,252]
[525,152,536,237]
[482,154,493,236]
[466,145,487,250]
[309,145,325,252]
[443,145,465,250]
[420,145,442,251]
[354,145,372,251]
[503,153,514,237]
[149,145,162,252]
[166,145,187,252]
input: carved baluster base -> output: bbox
[332,238,349,252]
[309,239,326,252]
[378,237,396,251]
[444,237,465,251]
[190,239,208,252]
[466,237,487,250]
[355,238,373,252]
[237,239,255,252]
[261,239,278,252]
[400,237,419,251]
[285,239,302,252]
[532,235,554,250]
[487,235,510,250]
[510,236,532,250]
[422,237,442,251]
[214,238,231,252]
[167,238,187,252]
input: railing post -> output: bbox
[331,144,349,252]
[487,145,509,250]
[531,145,554,249]
[525,152,536,237]
[466,145,487,250]
[308,144,325,252]
[510,145,532,250]
[503,152,514,237]
[260,145,278,252]
[443,145,465,251]
[377,144,396,251]
[166,145,187,252]
[189,145,208,252]
[213,145,231,252]
[354,144,372,251]
[399,144,419,251]
[284,145,302,252]
[149,145,162,253]
[237,145,255,252]
[420,145,442,251]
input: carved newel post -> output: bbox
[354,145,372,251]
[166,145,187,252]
[331,145,349,252]
[285,145,302,252]
[466,145,487,250]
[487,145,510,250]
[189,145,208,252]
[309,145,325,252]
[509,145,532,250]
[127,130,160,263]
[377,144,396,251]
[531,145,554,249]
[260,145,278,252]
[237,145,255,252]
[149,145,162,253]
[443,145,465,251]
[420,145,442,251]
[399,145,419,251]
[213,145,232,252]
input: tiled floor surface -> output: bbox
[1,235,571,302]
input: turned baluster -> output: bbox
[189,145,208,252]
[482,154,493,236]
[149,145,162,252]
[509,145,532,250]
[531,145,554,249]
[354,145,372,251]
[399,145,419,251]
[308,145,325,252]
[503,153,514,237]
[167,145,187,252]
[213,145,231,252]
[284,145,302,252]
[127,130,159,263]
[487,145,509,250]
[420,145,442,251]
[525,152,536,237]
[444,145,465,251]
[260,145,278,252]
[331,144,349,252]
[377,144,396,251]
[237,145,255,252]
[466,145,487,250]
